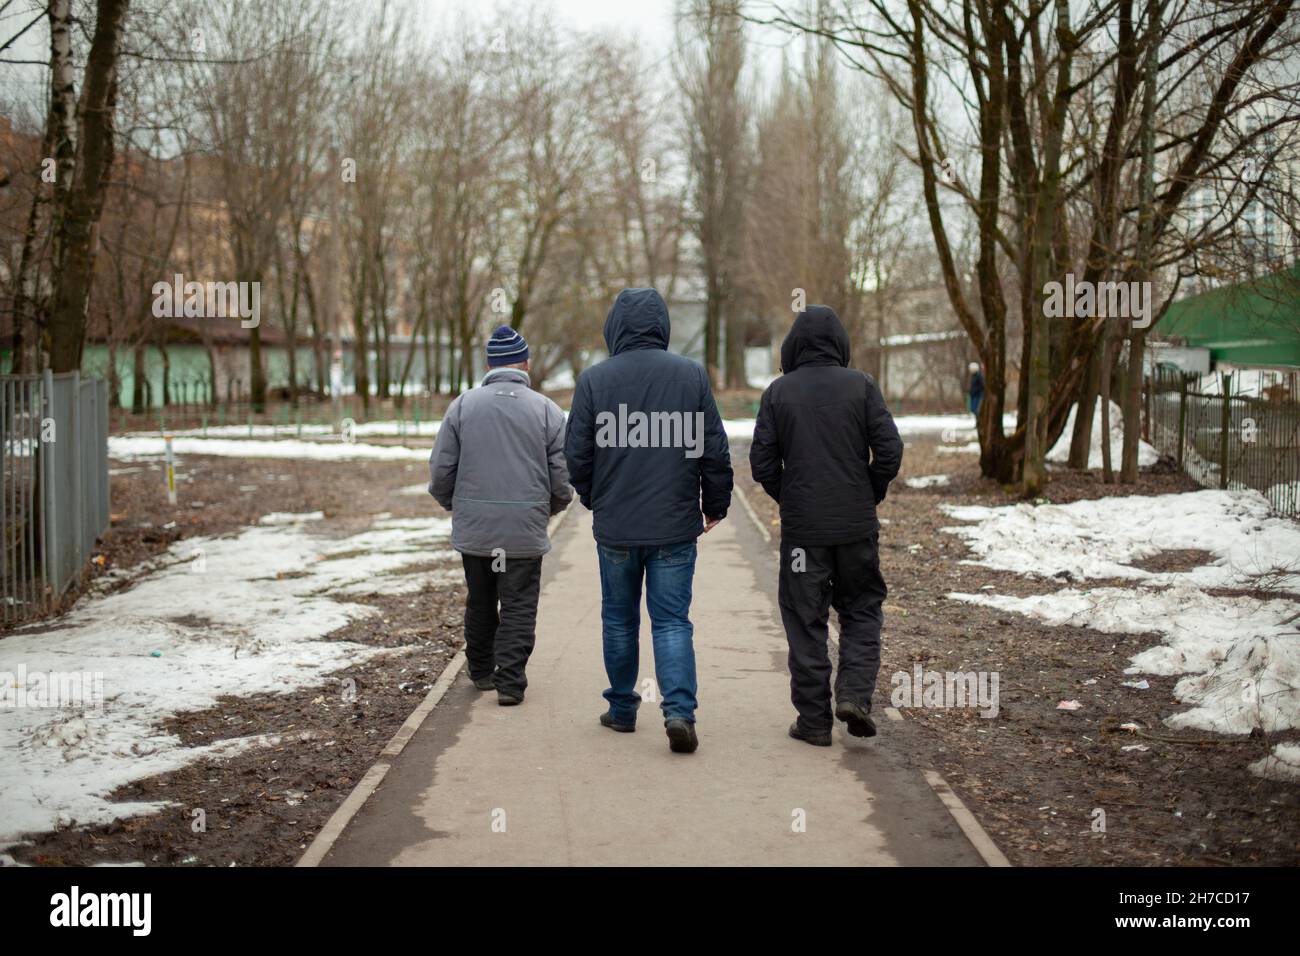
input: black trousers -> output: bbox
[461,553,543,696]
[777,535,887,733]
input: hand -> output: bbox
[702,516,722,533]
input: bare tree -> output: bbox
[46,0,130,373]
[755,0,1300,493]
[678,0,751,387]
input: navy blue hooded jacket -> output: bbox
[564,288,733,547]
[749,305,903,544]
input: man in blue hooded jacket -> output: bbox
[564,288,733,754]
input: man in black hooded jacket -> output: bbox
[565,287,733,755]
[749,305,903,746]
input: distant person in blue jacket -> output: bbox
[564,288,733,755]
[967,362,985,417]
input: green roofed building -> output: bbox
[1158,261,1300,369]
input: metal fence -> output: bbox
[1150,365,1300,518]
[1,372,110,625]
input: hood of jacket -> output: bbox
[604,287,671,356]
[780,305,850,372]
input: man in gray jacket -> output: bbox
[429,326,572,705]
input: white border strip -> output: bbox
[731,482,1011,868]
[923,771,1012,866]
[297,506,571,867]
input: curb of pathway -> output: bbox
[297,506,572,867]
[732,484,1011,868]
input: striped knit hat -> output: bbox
[486,325,529,367]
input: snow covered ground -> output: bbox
[0,511,454,848]
[942,489,1300,776]
[136,420,440,439]
[115,412,1026,451]
[109,435,430,462]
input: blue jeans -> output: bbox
[597,540,698,725]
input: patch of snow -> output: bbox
[1250,743,1300,782]
[944,489,1300,738]
[109,436,430,462]
[259,511,324,525]
[0,511,454,847]
[905,474,951,489]
[949,585,1299,734]
[1265,481,1300,516]
[892,413,1019,437]
[125,420,441,440]
[722,413,1020,443]
[1047,399,1158,469]
[722,420,756,439]
[941,489,1300,591]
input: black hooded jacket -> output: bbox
[564,287,733,547]
[749,306,903,544]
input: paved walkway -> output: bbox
[321,505,984,866]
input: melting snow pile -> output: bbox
[1047,399,1158,469]
[0,512,453,847]
[942,489,1300,778]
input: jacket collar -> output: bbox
[482,367,531,388]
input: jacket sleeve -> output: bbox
[749,386,782,503]
[429,397,462,510]
[563,373,595,509]
[546,401,574,515]
[865,375,903,504]
[698,367,733,520]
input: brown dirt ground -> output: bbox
[734,435,1300,866]
[5,444,467,867]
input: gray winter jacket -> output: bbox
[429,367,572,558]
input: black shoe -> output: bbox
[665,719,698,754]
[599,711,636,733]
[471,674,495,691]
[788,721,832,747]
[497,691,523,706]
[835,700,877,738]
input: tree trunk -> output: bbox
[352,259,370,410]
[1122,0,1160,484]
[1099,326,1116,482]
[1068,342,1100,467]
[131,343,146,414]
[247,268,266,412]
[723,301,746,389]
[46,0,129,373]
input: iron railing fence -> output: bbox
[1,372,110,626]
[1150,365,1299,517]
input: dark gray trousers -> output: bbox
[461,553,543,696]
[777,535,887,733]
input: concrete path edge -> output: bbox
[296,507,571,867]
[732,483,1011,868]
